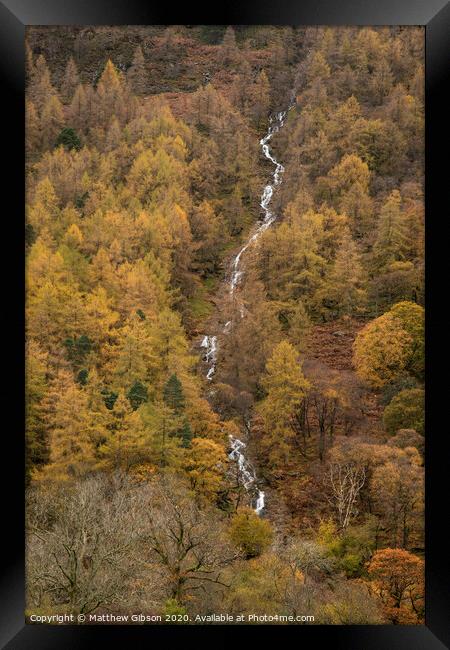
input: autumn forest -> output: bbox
[25,25,425,625]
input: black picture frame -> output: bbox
[1,1,449,647]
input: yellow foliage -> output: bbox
[185,438,227,500]
[258,341,310,466]
[228,507,273,558]
[353,312,413,388]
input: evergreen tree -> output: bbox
[127,379,149,410]
[163,374,185,414]
[55,127,81,151]
[76,368,89,385]
[180,420,193,448]
[64,334,92,368]
[101,388,119,410]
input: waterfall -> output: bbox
[201,107,292,514]
[229,110,288,296]
[201,335,217,381]
[229,435,265,514]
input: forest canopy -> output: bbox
[25,25,424,625]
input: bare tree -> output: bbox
[26,474,141,615]
[325,462,366,530]
[283,539,334,583]
[136,476,237,603]
[26,474,237,615]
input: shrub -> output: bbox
[383,388,424,435]
[229,507,273,558]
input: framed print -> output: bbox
[1,0,449,647]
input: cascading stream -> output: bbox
[229,110,288,295]
[201,335,217,381]
[201,107,291,514]
[229,435,265,515]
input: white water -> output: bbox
[201,335,217,381]
[229,110,288,295]
[229,435,265,514]
[201,108,292,514]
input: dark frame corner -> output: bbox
[1,0,449,647]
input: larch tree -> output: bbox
[220,276,282,397]
[137,399,186,468]
[306,51,331,86]
[29,54,56,112]
[118,256,170,319]
[338,181,374,240]
[319,226,366,318]
[69,84,88,133]
[100,395,152,470]
[249,70,271,128]
[25,40,34,83]
[112,314,153,393]
[60,56,80,103]
[331,95,362,154]
[27,277,85,357]
[184,438,227,502]
[368,58,394,105]
[221,26,239,65]
[41,94,65,150]
[24,25,425,621]
[231,58,253,113]
[89,247,117,295]
[326,153,370,204]
[146,308,194,389]
[37,371,99,481]
[127,45,147,95]
[189,200,223,275]
[258,209,326,307]
[83,286,119,350]
[105,116,122,151]
[258,341,310,467]
[282,300,311,352]
[26,100,41,158]
[373,190,409,271]
[183,394,222,442]
[26,341,50,479]
[95,59,135,128]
